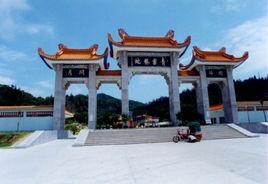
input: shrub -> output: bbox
[121,114,130,122]
[176,111,205,125]
[187,121,201,133]
[65,121,83,135]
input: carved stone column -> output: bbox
[196,66,211,124]
[222,67,238,123]
[53,64,66,131]
[169,52,180,126]
[88,64,97,129]
[121,51,129,115]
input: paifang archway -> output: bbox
[108,29,191,125]
[38,29,248,137]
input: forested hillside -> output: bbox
[0,76,267,125]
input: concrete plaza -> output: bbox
[0,136,267,184]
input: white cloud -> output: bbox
[21,81,54,97]
[131,75,167,86]
[17,80,54,97]
[0,45,34,90]
[0,45,53,97]
[210,0,250,13]
[0,68,13,77]
[224,0,249,11]
[0,0,30,11]
[67,85,87,95]
[0,0,54,40]
[0,75,15,85]
[21,85,44,97]
[0,45,29,61]
[25,24,54,35]
[218,17,268,79]
[36,80,53,89]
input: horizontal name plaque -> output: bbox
[206,69,227,78]
[63,68,89,78]
[128,56,171,67]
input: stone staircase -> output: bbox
[201,125,248,140]
[84,125,248,146]
[237,123,268,134]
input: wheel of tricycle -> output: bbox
[173,136,181,143]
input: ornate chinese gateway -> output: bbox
[38,29,248,137]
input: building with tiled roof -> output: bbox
[210,101,268,124]
[0,105,74,132]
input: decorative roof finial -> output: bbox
[58,43,66,50]
[219,47,226,53]
[118,28,129,39]
[90,44,99,55]
[165,30,175,39]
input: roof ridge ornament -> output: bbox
[219,47,226,53]
[57,43,66,56]
[58,43,66,50]
[118,28,129,39]
[165,29,175,39]
[90,44,99,55]
[193,46,205,58]
[242,52,249,60]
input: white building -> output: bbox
[210,101,268,124]
[0,105,74,132]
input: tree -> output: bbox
[121,114,130,128]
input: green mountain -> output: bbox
[65,93,145,125]
[0,84,53,106]
[0,75,267,127]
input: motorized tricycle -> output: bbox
[173,122,202,143]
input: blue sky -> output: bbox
[0,0,267,103]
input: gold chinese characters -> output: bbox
[131,57,170,66]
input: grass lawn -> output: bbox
[0,132,31,148]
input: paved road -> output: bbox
[0,135,267,184]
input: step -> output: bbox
[84,125,248,146]
[237,123,268,133]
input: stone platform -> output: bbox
[84,125,248,146]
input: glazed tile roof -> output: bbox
[209,104,224,111]
[96,69,199,77]
[108,29,191,47]
[178,69,199,76]
[192,46,248,62]
[96,70,122,76]
[209,101,268,111]
[38,44,108,60]
[0,105,53,109]
[180,46,248,70]
[108,29,191,57]
[96,70,198,77]
[236,101,268,105]
[0,105,74,116]
[38,44,109,69]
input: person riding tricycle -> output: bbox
[173,121,202,143]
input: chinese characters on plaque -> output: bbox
[128,56,171,67]
[205,69,227,78]
[63,68,89,78]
